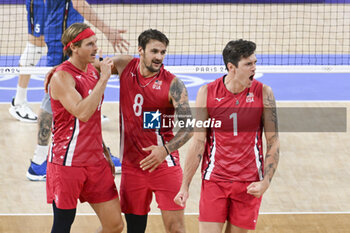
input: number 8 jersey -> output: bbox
[203,76,264,182]
[119,58,180,168]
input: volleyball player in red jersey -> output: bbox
[108,29,193,233]
[174,39,280,233]
[45,23,123,233]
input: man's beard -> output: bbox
[145,62,162,73]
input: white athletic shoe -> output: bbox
[9,98,38,123]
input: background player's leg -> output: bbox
[26,107,52,181]
[161,210,185,233]
[17,34,45,101]
[10,35,45,123]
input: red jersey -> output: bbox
[48,61,104,166]
[119,58,179,168]
[202,76,264,182]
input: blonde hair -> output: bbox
[61,23,91,57]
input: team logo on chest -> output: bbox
[246,92,254,103]
[152,80,162,90]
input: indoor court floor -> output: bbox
[1,71,350,232]
[1,2,350,232]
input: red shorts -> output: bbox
[199,180,262,230]
[46,159,118,209]
[120,165,184,215]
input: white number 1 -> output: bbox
[229,112,238,136]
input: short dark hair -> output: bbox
[222,39,256,69]
[138,29,169,50]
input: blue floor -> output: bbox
[2,54,350,67]
[1,54,350,102]
[1,72,350,102]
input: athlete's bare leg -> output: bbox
[90,198,124,233]
[161,209,185,233]
[199,221,225,233]
[225,222,248,233]
[224,223,248,233]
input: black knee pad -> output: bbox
[51,201,76,233]
[125,213,148,233]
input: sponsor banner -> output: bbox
[142,107,347,132]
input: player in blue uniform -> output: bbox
[9,0,46,123]
[26,0,129,181]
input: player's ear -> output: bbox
[70,43,78,53]
[138,46,144,56]
[227,62,236,72]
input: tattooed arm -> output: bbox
[166,77,194,152]
[174,85,208,207]
[140,77,193,172]
[247,84,280,198]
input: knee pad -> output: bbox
[19,42,45,66]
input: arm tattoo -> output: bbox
[263,87,280,182]
[167,78,193,152]
[264,153,279,182]
[264,90,279,131]
[170,77,185,103]
[265,162,276,182]
[38,111,52,145]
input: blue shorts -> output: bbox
[43,40,67,112]
[46,40,65,67]
[40,93,52,114]
[26,0,46,37]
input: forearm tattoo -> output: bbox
[264,90,279,131]
[264,149,279,182]
[167,78,193,152]
[263,88,280,182]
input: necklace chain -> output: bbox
[136,67,160,88]
[223,76,250,106]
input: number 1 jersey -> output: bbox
[203,76,264,182]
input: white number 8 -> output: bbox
[133,93,144,116]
